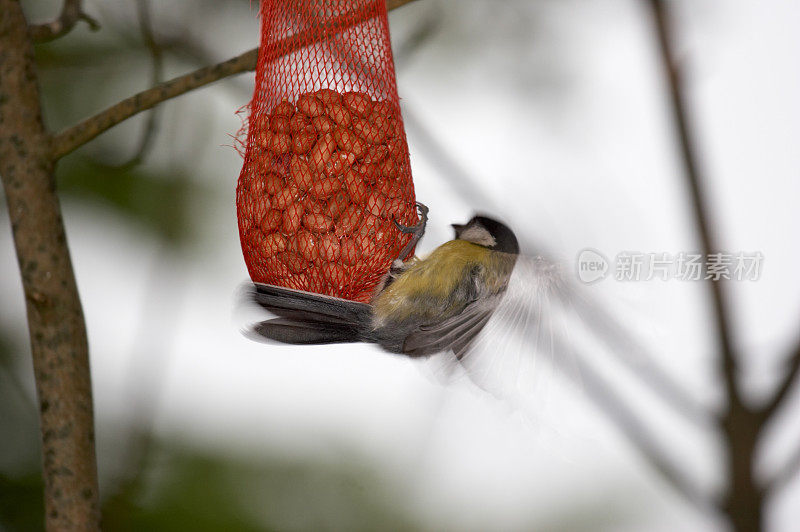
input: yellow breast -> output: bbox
[372,240,509,325]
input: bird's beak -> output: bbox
[451,223,466,238]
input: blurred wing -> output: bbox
[419,255,579,409]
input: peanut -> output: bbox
[303,213,333,233]
[263,232,288,257]
[295,231,319,261]
[326,102,352,127]
[289,156,315,190]
[272,184,299,209]
[279,252,308,273]
[283,202,305,233]
[319,234,341,261]
[292,126,317,155]
[273,99,295,117]
[315,88,341,105]
[296,93,325,117]
[270,115,291,133]
[309,177,343,200]
[308,133,336,171]
[259,209,282,233]
[342,91,373,117]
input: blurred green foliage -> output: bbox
[0,472,44,532]
[100,443,419,532]
[56,155,198,244]
[0,328,44,532]
[101,450,270,532]
[0,150,208,245]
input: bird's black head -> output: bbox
[452,215,519,255]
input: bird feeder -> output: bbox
[236,0,419,303]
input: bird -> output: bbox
[245,210,670,424]
[246,213,521,359]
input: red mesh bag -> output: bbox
[236,0,418,303]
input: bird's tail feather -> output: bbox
[248,283,372,345]
[251,317,362,345]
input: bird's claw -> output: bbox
[394,202,429,234]
[393,202,429,263]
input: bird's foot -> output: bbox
[393,202,429,266]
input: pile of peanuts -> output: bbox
[237,89,417,302]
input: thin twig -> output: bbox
[50,0,419,160]
[647,0,738,405]
[29,0,100,43]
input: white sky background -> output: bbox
[2,0,800,530]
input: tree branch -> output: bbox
[50,0,419,160]
[29,0,100,43]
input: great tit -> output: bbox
[247,215,520,358]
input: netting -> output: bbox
[236,0,418,304]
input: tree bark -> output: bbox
[0,1,100,530]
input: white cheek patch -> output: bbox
[459,226,496,247]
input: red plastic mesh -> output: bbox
[236,0,418,304]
